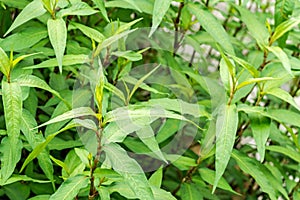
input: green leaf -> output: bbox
[69,22,105,43]
[136,126,167,163]
[213,104,238,192]
[249,114,271,162]
[92,0,109,22]
[122,75,167,96]
[28,195,51,200]
[180,182,203,200]
[266,109,300,127]
[0,27,48,52]
[152,186,177,200]
[2,81,22,139]
[47,17,67,73]
[236,77,276,90]
[0,0,29,9]
[165,154,197,171]
[0,137,22,184]
[231,150,278,200]
[128,64,160,100]
[21,109,54,186]
[1,175,50,186]
[265,87,300,111]
[199,168,239,195]
[111,50,142,61]
[57,2,97,17]
[116,18,143,34]
[188,3,235,55]
[156,119,182,143]
[4,0,46,36]
[12,52,41,68]
[24,54,89,69]
[238,104,300,128]
[49,175,89,200]
[95,29,137,56]
[266,145,300,163]
[146,98,210,118]
[103,143,154,200]
[270,16,300,44]
[232,4,269,46]
[228,54,259,78]
[62,150,85,179]
[104,82,126,103]
[119,0,142,13]
[50,155,69,174]
[274,0,295,47]
[265,46,293,76]
[16,74,69,107]
[35,107,96,129]
[219,58,233,92]
[105,0,153,14]
[0,47,10,79]
[20,121,80,172]
[97,187,110,200]
[149,0,172,37]
[149,167,163,188]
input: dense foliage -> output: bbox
[0,0,299,199]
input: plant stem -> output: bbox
[173,2,184,56]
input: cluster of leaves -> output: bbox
[0,0,299,199]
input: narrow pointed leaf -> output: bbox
[47,17,67,73]
[199,168,240,195]
[266,87,300,111]
[213,104,238,192]
[188,3,235,55]
[149,0,172,37]
[0,137,22,184]
[2,81,22,139]
[1,175,50,186]
[0,47,10,77]
[21,109,54,184]
[69,22,105,43]
[129,64,160,100]
[249,114,271,162]
[4,0,46,36]
[265,46,292,76]
[236,77,276,90]
[136,126,167,163]
[49,175,89,200]
[35,107,96,129]
[266,145,300,163]
[16,74,60,97]
[12,52,40,68]
[103,143,154,200]
[24,54,89,69]
[149,167,163,188]
[92,0,109,22]
[232,150,277,199]
[181,182,203,200]
[229,54,259,77]
[271,16,300,44]
[57,2,97,17]
[20,121,80,172]
[104,82,126,103]
[232,4,269,46]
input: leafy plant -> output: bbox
[0,0,299,199]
